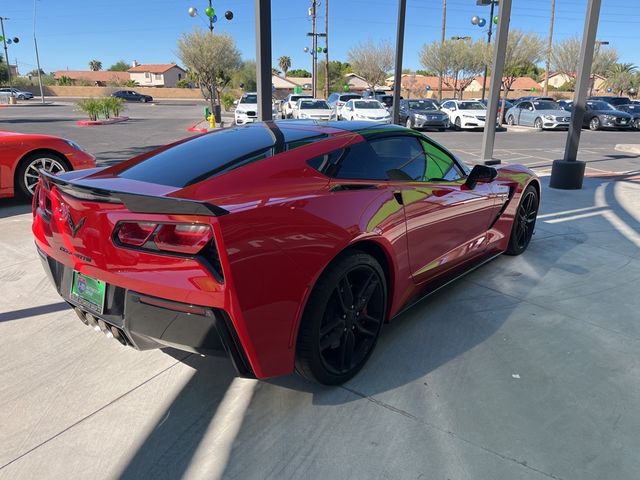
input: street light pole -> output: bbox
[392,0,407,125]
[0,17,12,88]
[33,0,44,103]
[480,0,496,101]
[543,0,556,97]
[255,0,272,121]
[437,0,446,101]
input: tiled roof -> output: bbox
[128,64,185,74]
[53,71,130,82]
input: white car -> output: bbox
[292,99,333,120]
[440,100,488,130]
[234,93,278,125]
[341,99,391,123]
[282,94,312,119]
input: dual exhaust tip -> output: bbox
[74,307,129,346]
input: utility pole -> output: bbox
[33,0,44,103]
[324,0,329,99]
[437,0,446,101]
[0,17,12,88]
[543,0,556,96]
[392,0,407,125]
[311,0,317,98]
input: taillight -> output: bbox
[36,185,52,217]
[154,224,213,254]
[114,221,213,255]
[117,222,156,247]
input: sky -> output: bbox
[2,0,638,76]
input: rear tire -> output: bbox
[295,250,387,385]
[506,185,539,256]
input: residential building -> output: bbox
[127,64,186,87]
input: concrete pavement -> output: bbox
[1,165,639,479]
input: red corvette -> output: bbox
[0,130,96,199]
[33,121,540,384]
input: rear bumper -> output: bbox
[37,246,254,378]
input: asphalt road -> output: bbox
[1,101,639,171]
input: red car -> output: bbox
[33,121,540,385]
[0,130,95,199]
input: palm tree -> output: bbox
[605,63,637,95]
[278,56,291,77]
[88,60,102,71]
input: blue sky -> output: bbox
[2,0,638,75]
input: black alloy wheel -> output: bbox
[296,251,387,385]
[506,185,539,255]
[589,116,601,131]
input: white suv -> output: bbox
[234,93,277,125]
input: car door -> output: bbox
[377,136,499,284]
[441,101,455,122]
[515,101,529,125]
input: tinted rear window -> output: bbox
[340,94,362,102]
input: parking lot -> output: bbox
[1,103,640,479]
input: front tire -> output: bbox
[454,117,462,130]
[295,251,387,385]
[506,185,539,256]
[507,115,515,126]
[534,117,543,130]
[589,116,601,131]
[406,117,413,129]
[139,97,147,103]
[16,152,69,198]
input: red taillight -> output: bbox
[115,221,213,255]
[154,224,213,254]
[117,222,157,247]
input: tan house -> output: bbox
[53,70,130,86]
[387,74,456,98]
[540,72,606,91]
[128,64,186,87]
[466,75,541,93]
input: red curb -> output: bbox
[187,120,209,133]
[76,116,129,126]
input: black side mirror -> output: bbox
[465,164,498,189]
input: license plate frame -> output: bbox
[70,271,106,315]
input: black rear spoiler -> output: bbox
[39,171,229,217]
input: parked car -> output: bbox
[327,92,362,120]
[111,90,153,103]
[0,87,34,100]
[564,100,633,130]
[234,92,278,125]
[615,104,640,129]
[399,98,449,131]
[557,99,572,110]
[440,100,488,130]
[478,99,514,122]
[32,120,540,384]
[0,130,95,199]
[588,96,631,108]
[292,99,333,120]
[505,100,571,130]
[282,94,312,119]
[341,99,391,123]
[513,95,555,104]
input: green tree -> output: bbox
[317,60,353,93]
[605,63,637,95]
[278,56,291,77]
[108,60,130,72]
[551,37,618,78]
[347,39,394,94]
[231,60,257,91]
[177,28,242,121]
[420,39,488,99]
[500,31,545,93]
[287,68,312,77]
[88,60,102,71]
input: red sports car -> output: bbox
[0,130,95,199]
[33,121,540,385]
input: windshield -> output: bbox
[409,100,438,110]
[240,94,257,104]
[354,100,383,109]
[459,102,484,110]
[300,100,330,109]
[588,101,614,110]
[533,101,560,110]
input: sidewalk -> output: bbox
[0,168,639,479]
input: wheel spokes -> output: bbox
[337,275,355,312]
[339,330,355,371]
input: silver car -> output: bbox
[505,100,571,130]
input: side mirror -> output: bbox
[465,164,498,189]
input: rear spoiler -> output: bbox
[39,170,229,217]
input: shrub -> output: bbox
[76,98,102,121]
[102,96,125,117]
[57,76,73,86]
[76,97,126,121]
[123,79,140,87]
[176,79,192,88]
[221,92,236,111]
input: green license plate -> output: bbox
[70,271,106,315]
